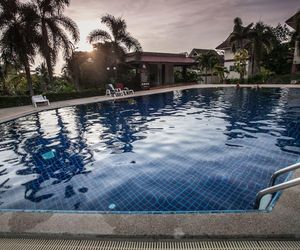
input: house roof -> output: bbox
[286,10,300,29]
[189,48,219,57]
[215,35,232,50]
[126,52,196,65]
[215,34,251,51]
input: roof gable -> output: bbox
[286,10,300,29]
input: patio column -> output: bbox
[292,40,300,74]
[182,66,187,81]
[157,64,162,85]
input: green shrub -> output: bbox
[0,96,31,108]
[227,78,240,84]
[0,88,105,108]
[265,74,300,84]
[44,89,105,102]
[247,75,264,84]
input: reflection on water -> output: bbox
[0,87,300,212]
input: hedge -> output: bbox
[0,89,105,108]
[0,96,32,108]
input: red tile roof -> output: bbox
[126,52,196,65]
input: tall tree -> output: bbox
[88,14,142,62]
[261,24,292,75]
[290,11,300,73]
[62,47,82,91]
[248,22,273,75]
[196,52,219,84]
[0,0,41,95]
[34,0,79,88]
[234,49,249,83]
[213,64,229,84]
[229,17,253,52]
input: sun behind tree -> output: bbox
[88,14,142,58]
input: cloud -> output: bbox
[50,0,299,72]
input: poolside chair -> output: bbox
[31,95,50,108]
[123,87,134,95]
[106,84,125,97]
[115,83,135,95]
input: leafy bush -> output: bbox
[226,78,240,84]
[174,69,199,83]
[266,74,300,84]
[45,89,105,102]
[0,88,105,108]
[0,96,31,108]
[247,75,264,84]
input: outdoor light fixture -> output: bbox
[113,66,117,70]
[106,67,110,71]
[142,64,146,69]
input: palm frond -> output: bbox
[54,14,80,42]
[46,19,71,58]
[121,33,142,52]
[88,29,111,44]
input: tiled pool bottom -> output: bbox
[0,87,300,213]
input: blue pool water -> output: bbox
[0,87,300,213]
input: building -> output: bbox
[125,52,196,87]
[286,10,300,74]
[189,48,222,83]
[216,36,252,79]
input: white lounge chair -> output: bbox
[31,95,50,108]
[123,87,134,95]
[106,84,125,97]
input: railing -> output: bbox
[269,162,300,186]
[254,162,300,210]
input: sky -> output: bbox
[52,0,299,73]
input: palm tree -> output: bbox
[0,63,6,94]
[248,22,273,75]
[233,49,249,83]
[35,62,50,91]
[229,17,253,52]
[291,11,300,73]
[88,14,142,59]
[62,51,81,90]
[197,52,220,84]
[213,65,229,84]
[34,0,79,87]
[0,0,41,96]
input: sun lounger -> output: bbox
[123,87,134,95]
[106,84,125,97]
[31,95,50,108]
[115,83,135,95]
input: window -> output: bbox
[229,65,235,71]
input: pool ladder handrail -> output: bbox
[254,162,300,210]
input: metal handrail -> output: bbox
[254,177,300,209]
[269,162,300,187]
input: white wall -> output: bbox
[294,41,300,64]
[224,49,251,79]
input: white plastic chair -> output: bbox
[31,95,50,108]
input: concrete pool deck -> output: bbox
[0,83,299,239]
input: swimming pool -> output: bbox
[0,87,299,213]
